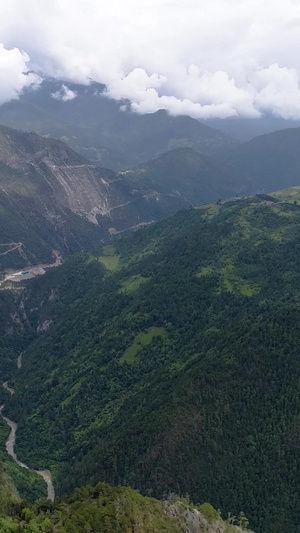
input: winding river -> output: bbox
[1,378,55,501]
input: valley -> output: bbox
[0,406,55,502]
[1,97,300,533]
[0,125,246,274]
[1,359,55,501]
[1,189,300,531]
[0,251,62,288]
[2,2,300,531]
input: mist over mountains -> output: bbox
[1,86,300,274]
[0,81,235,171]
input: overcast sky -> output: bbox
[1,0,300,120]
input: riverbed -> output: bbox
[0,384,55,501]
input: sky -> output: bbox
[1,0,300,120]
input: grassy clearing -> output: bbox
[119,275,149,294]
[236,204,292,243]
[237,214,252,239]
[61,381,81,409]
[205,327,221,335]
[197,260,259,297]
[271,185,300,202]
[45,368,58,386]
[270,204,298,217]
[218,262,259,296]
[219,263,259,296]
[87,245,120,271]
[120,327,167,364]
[270,228,285,242]
[197,203,221,220]
[196,266,214,277]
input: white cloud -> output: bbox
[51,84,77,102]
[253,64,300,119]
[1,0,300,119]
[0,44,40,105]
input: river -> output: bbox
[0,381,55,501]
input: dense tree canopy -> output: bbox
[2,194,300,532]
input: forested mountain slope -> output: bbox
[221,127,300,192]
[0,80,235,170]
[2,193,300,532]
[126,148,251,204]
[0,125,248,271]
[0,460,19,514]
[0,125,188,271]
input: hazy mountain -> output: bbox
[0,80,236,170]
[0,125,253,272]
[0,125,190,270]
[3,192,300,532]
[206,116,300,142]
[221,127,300,192]
[128,147,251,204]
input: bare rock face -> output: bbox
[37,319,53,332]
[0,127,129,224]
[164,501,252,533]
[0,125,189,270]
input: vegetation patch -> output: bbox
[198,502,221,523]
[196,266,214,277]
[218,262,259,296]
[205,327,221,335]
[0,481,253,533]
[197,261,259,296]
[119,274,149,294]
[44,368,58,386]
[196,203,221,220]
[120,327,167,364]
[61,381,82,409]
[272,185,300,203]
[88,245,120,271]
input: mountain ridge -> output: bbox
[0,80,236,170]
[0,125,250,272]
[221,126,300,192]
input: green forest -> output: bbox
[2,193,300,532]
[0,474,253,532]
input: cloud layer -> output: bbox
[1,0,300,119]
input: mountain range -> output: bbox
[0,125,251,273]
[2,118,300,273]
[0,81,234,170]
[2,85,300,533]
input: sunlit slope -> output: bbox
[0,482,253,533]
